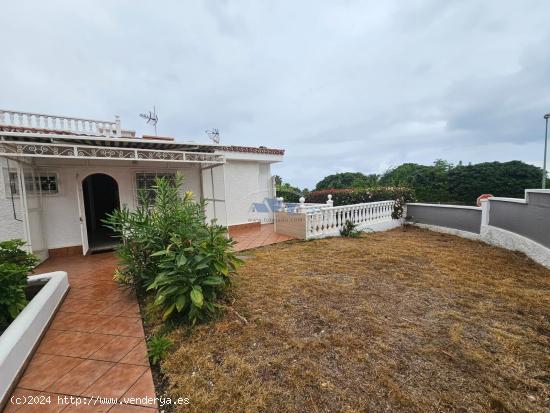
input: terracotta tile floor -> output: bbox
[230,223,295,252]
[6,254,157,413]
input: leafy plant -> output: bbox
[340,220,360,237]
[0,239,38,270]
[148,224,242,324]
[391,196,405,220]
[0,240,38,330]
[147,333,173,365]
[104,174,207,290]
[105,174,242,325]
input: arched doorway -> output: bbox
[82,173,120,252]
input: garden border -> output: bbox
[0,271,69,408]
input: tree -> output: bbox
[448,161,542,204]
[379,161,450,202]
[380,160,543,204]
[315,172,379,190]
[275,178,303,203]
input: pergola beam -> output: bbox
[0,141,225,164]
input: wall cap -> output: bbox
[407,203,481,210]
[489,197,527,204]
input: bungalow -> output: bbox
[0,109,284,260]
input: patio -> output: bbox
[5,224,292,412]
[7,254,156,413]
[229,223,295,251]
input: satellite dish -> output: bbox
[206,128,220,144]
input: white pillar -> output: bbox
[480,199,490,226]
[326,194,333,207]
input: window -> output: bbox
[5,170,59,196]
[135,172,176,205]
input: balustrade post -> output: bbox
[276,197,284,212]
[326,194,333,207]
[298,197,306,213]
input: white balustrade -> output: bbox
[0,109,121,137]
[304,200,395,239]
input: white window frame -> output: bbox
[134,171,178,206]
[3,168,61,198]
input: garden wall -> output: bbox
[406,204,482,234]
[488,191,550,249]
[406,190,550,268]
[274,212,306,239]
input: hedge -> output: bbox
[305,187,415,206]
[276,187,302,203]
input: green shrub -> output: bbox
[0,240,38,330]
[306,187,415,206]
[148,223,241,324]
[147,333,172,365]
[276,187,302,203]
[340,220,360,237]
[104,175,207,289]
[105,174,242,325]
[0,239,38,270]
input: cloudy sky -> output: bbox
[1,1,550,188]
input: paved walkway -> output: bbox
[7,224,291,412]
[7,254,157,413]
[230,223,294,251]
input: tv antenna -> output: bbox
[205,128,220,144]
[139,106,158,135]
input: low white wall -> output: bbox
[274,212,306,239]
[481,225,550,268]
[0,271,69,408]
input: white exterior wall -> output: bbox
[0,159,201,250]
[224,160,273,226]
[1,152,281,250]
[0,158,25,241]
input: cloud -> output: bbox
[1,0,549,188]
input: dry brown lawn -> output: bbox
[161,227,550,413]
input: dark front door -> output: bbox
[82,173,120,252]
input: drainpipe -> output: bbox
[15,162,32,253]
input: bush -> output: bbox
[306,187,415,206]
[105,174,242,325]
[0,240,38,330]
[147,333,172,365]
[276,187,302,203]
[0,239,38,270]
[340,220,360,237]
[148,223,241,324]
[104,175,208,289]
